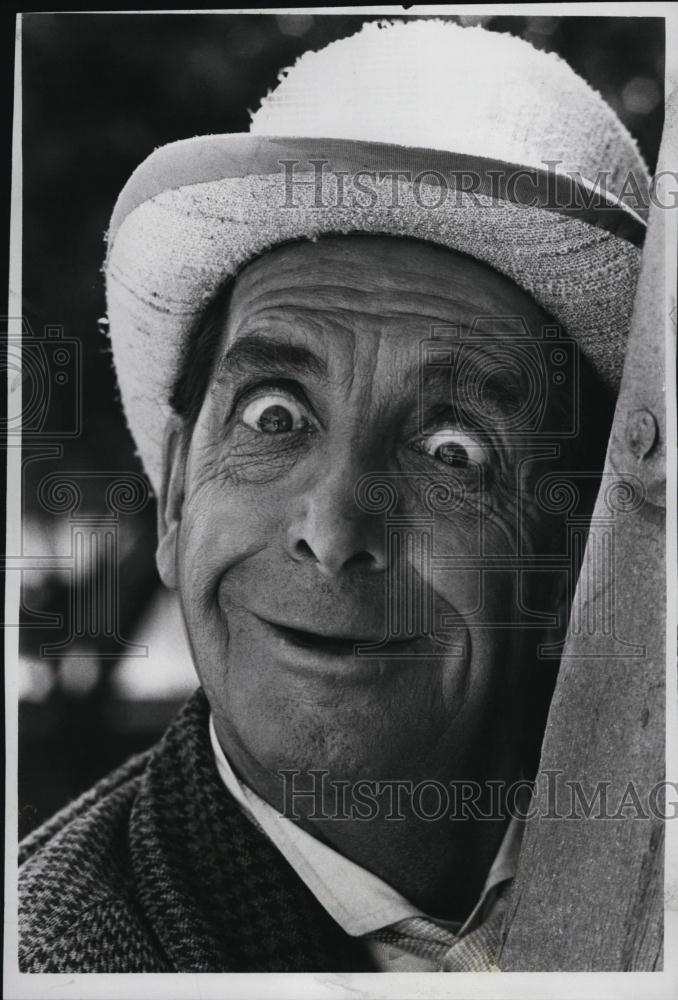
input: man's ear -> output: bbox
[156,415,189,590]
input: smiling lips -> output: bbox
[257,616,422,656]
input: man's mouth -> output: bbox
[255,615,422,657]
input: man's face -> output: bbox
[158,236,569,799]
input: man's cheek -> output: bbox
[178,489,275,603]
[431,568,514,631]
[427,512,524,634]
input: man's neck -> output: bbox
[212,711,523,921]
[296,791,513,921]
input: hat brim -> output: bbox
[106,134,644,492]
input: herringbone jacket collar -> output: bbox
[128,689,376,971]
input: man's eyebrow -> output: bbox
[216,335,327,382]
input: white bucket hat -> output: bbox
[105,19,649,492]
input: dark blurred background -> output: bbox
[18,12,665,838]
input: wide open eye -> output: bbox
[241,392,311,434]
[414,429,488,469]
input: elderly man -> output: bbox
[19,20,648,972]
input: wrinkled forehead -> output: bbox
[226,235,550,337]
[219,236,554,386]
[207,236,573,429]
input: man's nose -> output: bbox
[285,465,387,578]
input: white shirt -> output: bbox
[209,716,523,970]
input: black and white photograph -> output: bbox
[4,6,677,998]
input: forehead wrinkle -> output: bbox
[232,258,538,324]
[227,298,480,374]
[220,304,370,405]
[230,255,547,339]
[233,235,550,328]
[233,284,522,327]
[227,305,359,367]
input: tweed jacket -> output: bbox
[18,688,376,972]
